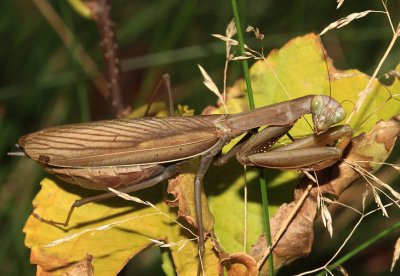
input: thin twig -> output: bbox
[87,0,125,116]
[347,22,400,123]
[297,201,400,276]
[381,0,395,33]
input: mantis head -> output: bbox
[311,95,346,134]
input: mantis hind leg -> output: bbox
[32,164,179,227]
[194,154,214,274]
[144,74,174,117]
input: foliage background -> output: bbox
[0,0,399,275]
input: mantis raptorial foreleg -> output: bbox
[237,124,353,171]
[215,124,352,171]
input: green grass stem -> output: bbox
[231,1,274,275]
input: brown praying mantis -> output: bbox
[18,94,351,258]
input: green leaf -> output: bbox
[24,179,219,274]
[23,33,400,274]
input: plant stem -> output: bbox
[89,0,125,116]
[231,1,274,275]
[231,0,254,110]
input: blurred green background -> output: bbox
[1,0,399,275]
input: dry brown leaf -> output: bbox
[167,159,215,233]
[62,254,93,276]
[249,116,400,274]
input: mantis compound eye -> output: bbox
[332,107,346,124]
[311,95,324,114]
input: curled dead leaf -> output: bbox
[219,252,258,276]
[167,159,215,233]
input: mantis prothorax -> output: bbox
[19,95,350,258]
